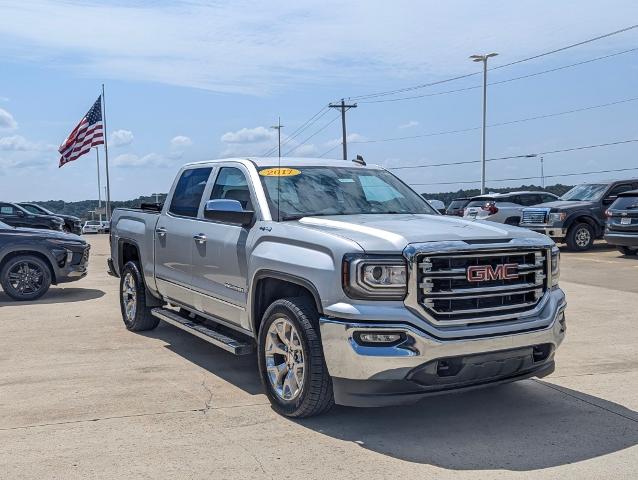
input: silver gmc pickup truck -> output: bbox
[108,157,566,417]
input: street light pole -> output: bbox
[470,52,498,194]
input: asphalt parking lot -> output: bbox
[1,235,637,479]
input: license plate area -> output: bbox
[621,217,632,225]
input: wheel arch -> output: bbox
[566,214,601,236]
[0,249,57,284]
[251,270,322,335]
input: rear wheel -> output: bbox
[257,297,334,418]
[617,246,637,256]
[566,223,594,251]
[119,261,159,331]
[0,255,52,301]
[62,225,71,233]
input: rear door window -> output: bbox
[169,167,213,217]
[611,195,638,210]
[0,204,16,215]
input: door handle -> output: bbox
[156,226,167,236]
[193,233,207,243]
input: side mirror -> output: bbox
[204,199,254,226]
[603,196,616,205]
[16,210,25,217]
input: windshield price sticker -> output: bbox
[259,168,301,177]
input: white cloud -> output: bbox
[170,135,192,148]
[399,120,419,129]
[110,129,134,147]
[0,108,17,130]
[324,132,367,148]
[1,1,632,95]
[113,152,170,168]
[221,127,275,144]
[0,134,56,152]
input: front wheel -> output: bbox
[566,223,594,251]
[119,261,159,331]
[257,297,334,418]
[0,255,52,301]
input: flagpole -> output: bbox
[95,147,102,223]
[101,84,112,221]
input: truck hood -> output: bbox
[533,200,595,211]
[2,226,84,243]
[296,214,547,251]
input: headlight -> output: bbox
[549,212,566,224]
[551,245,560,287]
[342,254,407,300]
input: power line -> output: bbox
[347,24,638,101]
[388,138,638,171]
[262,106,330,156]
[351,96,638,147]
[284,114,341,156]
[409,165,638,186]
[317,143,341,158]
[358,46,638,104]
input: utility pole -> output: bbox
[270,117,284,158]
[540,156,545,188]
[329,99,357,160]
[469,53,498,194]
[95,147,102,223]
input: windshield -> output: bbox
[561,184,607,202]
[448,199,468,209]
[258,166,436,220]
[21,204,45,215]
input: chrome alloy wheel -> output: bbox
[575,226,591,248]
[7,261,44,295]
[265,317,305,401]
[121,272,137,323]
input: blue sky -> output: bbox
[1,0,637,201]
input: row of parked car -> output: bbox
[436,178,638,254]
[0,201,109,235]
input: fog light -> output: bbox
[355,331,405,346]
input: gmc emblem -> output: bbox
[467,263,519,282]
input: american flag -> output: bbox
[58,96,104,167]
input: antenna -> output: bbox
[270,117,284,222]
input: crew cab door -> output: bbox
[190,165,257,329]
[154,166,213,308]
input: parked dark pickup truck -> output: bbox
[0,220,90,300]
[604,189,638,255]
[0,202,64,232]
[519,179,638,250]
[18,203,82,235]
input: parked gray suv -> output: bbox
[109,158,566,417]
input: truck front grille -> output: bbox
[521,209,548,224]
[417,248,549,325]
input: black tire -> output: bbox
[257,297,334,418]
[617,246,637,256]
[504,216,521,226]
[62,225,72,233]
[119,261,159,331]
[0,255,52,301]
[566,223,595,251]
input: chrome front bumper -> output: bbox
[519,225,567,238]
[319,290,566,382]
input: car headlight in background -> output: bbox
[342,254,407,299]
[549,212,566,224]
[551,245,560,287]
